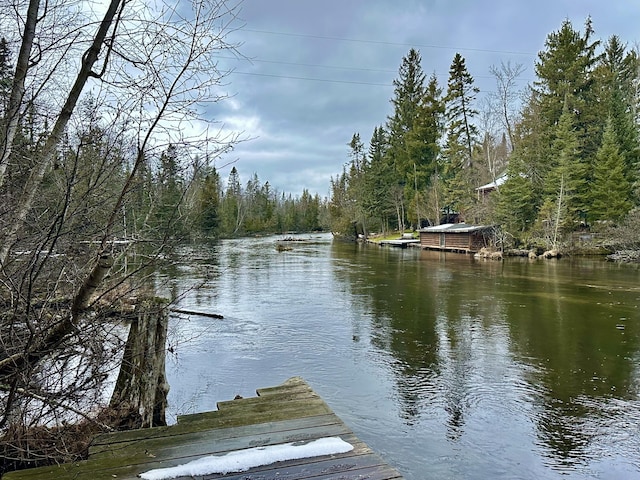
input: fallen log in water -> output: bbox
[170,308,224,319]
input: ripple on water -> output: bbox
[164,238,640,480]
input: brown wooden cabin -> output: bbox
[418,223,492,253]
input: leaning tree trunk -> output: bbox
[110,298,169,429]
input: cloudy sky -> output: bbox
[211,0,640,198]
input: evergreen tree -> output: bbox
[591,118,632,221]
[196,166,221,234]
[441,53,479,217]
[348,132,366,171]
[329,167,354,236]
[243,172,262,232]
[534,18,601,159]
[154,144,185,234]
[347,132,369,235]
[408,73,445,226]
[543,101,588,228]
[299,189,319,231]
[220,166,244,235]
[363,125,393,233]
[495,158,538,235]
[387,49,426,170]
[595,36,640,192]
[445,53,479,167]
[385,48,426,227]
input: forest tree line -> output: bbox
[328,18,640,249]
[0,49,327,243]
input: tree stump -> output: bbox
[109,298,169,429]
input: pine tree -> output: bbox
[543,100,588,228]
[495,155,538,234]
[595,36,640,192]
[534,18,601,159]
[445,53,479,168]
[408,73,444,191]
[220,166,244,235]
[591,118,632,221]
[441,53,479,217]
[363,126,393,233]
[387,49,425,149]
[196,167,221,234]
[153,144,185,234]
[386,48,426,226]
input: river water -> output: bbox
[161,233,640,480]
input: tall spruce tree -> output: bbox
[220,166,244,235]
[363,126,392,233]
[408,74,444,187]
[445,53,479,167]
[407,73,445,226]
[534,18,601,160]
[441,53,479,217]
[596,36,640,192]
[496,154,538,234]
[196,166,221,234]
[386,48,426,228]
[387,49,426,169]
[591,118,632,221]
[543,100,588,228]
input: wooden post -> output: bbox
[110,298,169,428]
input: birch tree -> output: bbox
[489,61,525,151]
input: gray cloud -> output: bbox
[209,0,640,197]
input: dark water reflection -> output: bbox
[163,234,640,480]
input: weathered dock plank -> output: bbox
[90,419,353,462]
[4,377,404,480]
[90,413,344,453]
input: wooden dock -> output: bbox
[377,239,420,248]
[5,377,404,480]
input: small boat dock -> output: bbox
[377,239,420,248]
[5,377,404,480]
[377,233,420,248]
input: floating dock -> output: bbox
[5,377,404,480]
[377,239,420,248]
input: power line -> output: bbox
[232,70,516,94]
[218,55,397,75]
[217,55,395,75]
[233,71,393,87]
[243,28,536,57]
[222,56,534,84]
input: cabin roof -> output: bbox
[476,174,507,192]
[419,223,490,233]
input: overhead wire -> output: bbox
[242,28,537,57]
[221,28,536,88]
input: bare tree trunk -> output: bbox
[71,254,114,317]
[489,61,524,152]
[553,174,565,249]
[0,0,123,266]
[0,0,39,187]
[110,299,169,428]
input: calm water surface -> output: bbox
[162,233,640,480]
